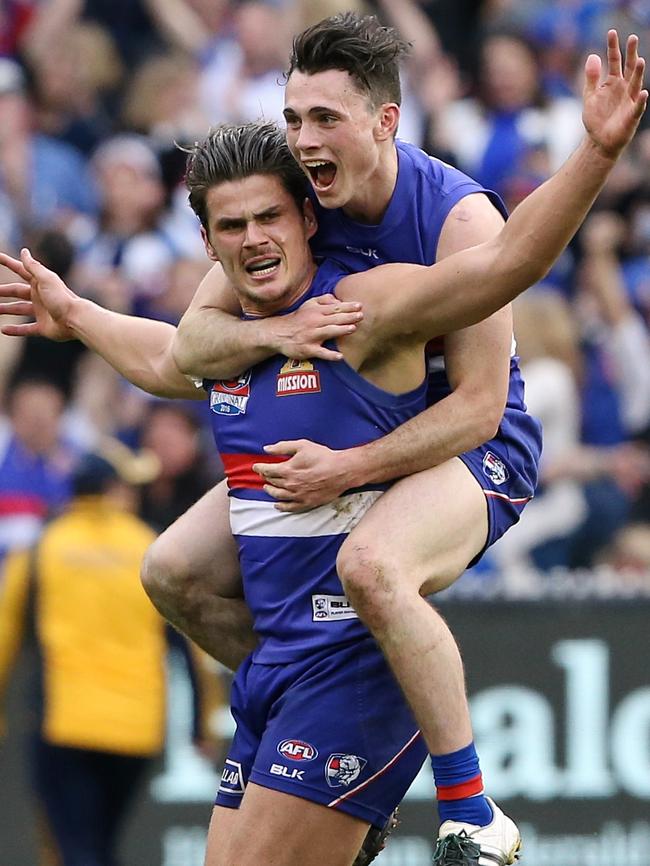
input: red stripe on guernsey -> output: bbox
[221,454,288,490]
[483,490,531,505]
[436,774,484,801]
[327,731,422,808]
[0,494,47,517]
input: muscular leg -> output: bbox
[205,784,369,866]
[141,481,257,669]
[337,458,487,757]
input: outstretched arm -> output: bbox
[348,31,647,344]
[172,262,364,379]
[253,30,646,510]
[0,250,202,400]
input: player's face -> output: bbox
[284,69,397,217]
[202,173,317,316]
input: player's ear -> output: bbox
[201,226,220,262]
[374,103,400,142]
[302,197,318,240]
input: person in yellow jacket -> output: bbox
[0,440,223,866]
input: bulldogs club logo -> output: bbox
[211,371,252,416]
[276,359,321,397]
[325,753,367,788]
[482,451,509,486]
[277,739,318,762]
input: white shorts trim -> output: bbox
[229,490,383,538]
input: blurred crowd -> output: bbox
[1,0,650,580]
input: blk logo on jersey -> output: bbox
[276,359,321,396]
[270,763,305,781]
[482,451,509,485]
[211,371,252,416]
[325,753,367,788]
[345,245,380,261]
[277,739,318,761]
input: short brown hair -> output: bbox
[183,122,308,232]
[287,12,410,107]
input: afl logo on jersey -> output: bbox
[277,739,318,761]
[276,359,321,397]
[211,371,252,415]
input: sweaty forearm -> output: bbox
[68,299,198,399]
[173,307,280,379]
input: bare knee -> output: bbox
[336,538,403,631]
[141,535,191,616]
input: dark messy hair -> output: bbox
[183,121,308,232]
[287,12,410,107]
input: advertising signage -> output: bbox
[2,598,650,866]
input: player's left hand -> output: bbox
[253,440,352,511]
[582,30,648,160]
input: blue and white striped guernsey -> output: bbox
[207,259,427,664]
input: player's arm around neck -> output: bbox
[172,263,364,380]
[172,262,273,379]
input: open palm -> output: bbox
[0,250,77,341]
[582,31,648,159]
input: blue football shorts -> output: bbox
[216,636,428,828]
[460,405,543,563]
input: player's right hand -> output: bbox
[272,293,363,361]
[0,248,78,341]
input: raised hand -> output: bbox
[583,30,648,159]
[0,249,78,341]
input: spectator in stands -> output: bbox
[491,290,588,573]
[618,185,650,329]
[579,209,650,438]
[567,209,650,566]
[0,0,37,57]
[10,229,87,396]
[435,29,583,206]
[0,57,98,245]
[599,521,650,578]
[139,403,222,534]
[0,378,76,568]
[198,0,294,126]
[493,264,650,573]
[77,134,177,314]
[25,0,182,69]
[25,21,122,156]
[0,440,220,866]
[371,0,453,149]
[134,255,212,325]
[121,52,208,148]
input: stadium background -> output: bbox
[1,1,650,864]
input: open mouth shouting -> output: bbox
[304,159,337,191]
[244,256,282,279]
